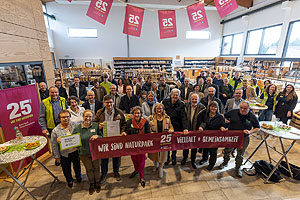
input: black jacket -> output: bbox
[162,98,188,132]
[199,112,225,130]
[179,84,194,100]
[200,96,224,114]
[219,84,234,105]
[119,94,140,114]
[82,100,103,114]
[58,86,68,99]
[39,89,49,100]
[69,84,87,101]
[204,83,219,99]
[125,119,150,135]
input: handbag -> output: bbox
[253,160,282,182]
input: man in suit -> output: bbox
[55,79,68,99]
[157,76,170,102]
[131,77,141,97]
[179,78,193,103]
[69,77,87,101]
[240,80,256,100]
[119,85,140,114]
[203,77,219,98]
[82,90,103,114]
[224,89,244,113]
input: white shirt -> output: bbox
[68,107,85,125]
[185,87,188,99]
[190,106,196,122]
[233,98,243,110]
[75,85,80,98]
[133,84,137,95]
[89,102,95,113]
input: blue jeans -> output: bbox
[259,110,273,121]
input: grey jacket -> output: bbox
[224,98,244,113]
[141,101,157,120]
[51,122,77,159]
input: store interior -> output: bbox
[1,0,300,199]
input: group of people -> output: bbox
[38,71,298,195]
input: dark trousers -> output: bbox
[101,157,120,174]
[167,150,177,161]
[202,148,218,166]
[183,149,197,163]
[60,150,81,183]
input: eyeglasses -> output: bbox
[104,101,113,104]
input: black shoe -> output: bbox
[140,178,145,188]
[114,172,121,181]
[219,162,228,169]
[191,162,197,169]
[165,159,170,166]
[95,182,101,193]
[55,160,60,166]
[207,165,214,171]
[199,159,208,165]
[172,158,177,166]
[181,158,187,166]
[129,171,138,179]
[76,177,82,183]
[67,180,73,188]
[89,183,95,195]
[100,173,107,184]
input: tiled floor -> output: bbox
[1,132,300,200]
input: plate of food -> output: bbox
[279,124,292,130]
[0,146,10,154]
[256,103,265,107]
[261,123,274,130]
[25,141,40,150]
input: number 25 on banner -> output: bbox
[160,134,171,144]
[95,0,107,12]
[192,10,203,21]
[7,99,32,123]
[129,14,139,25]
[219,0,230,6]
[162,18,173,27]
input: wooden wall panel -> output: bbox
[0,0,17,24]
[15,0,36,29]
[43,60,55,86]
[0,21,37,39]
[31,0,47,33]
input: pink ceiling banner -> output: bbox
[86,0,113,25]
[123,5,144,37]
[186,2,209,31]
[67,0,72,2]
[158,10,177,39]
[214,0,238,18]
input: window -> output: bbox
[284,20,300,58]
[221,33,243,55]
[42,4,49,29]
[245,24,282,55]
[68,28,98,38]
[186,31,210,39]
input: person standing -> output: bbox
[141,91,157,120]
[220,77,234,106]
[250,78,260,96]
[182,93,206,169]
[261,80,271,94]
[119,85,140,114]
[240,80,256,100]
[198,101,225,170]
[224,89,244,113]
[109,84,121,108]
[219,101,260,178]
[67,96,85,125]
[275,84,298,124]
[51,110,81,188]
[188,85,204,102]
[201,87,223,113]
[213,74,224,88]
[229,72,242,91]
[69,77,87,101]
[74,110,102,195]
[82,90,103,115]
[55,79,68,99]
[39,82,49,100]
[258,84,278,121]
[157,76,170,102]
[132,77,141,97]
[142,76,153,93]
[148,103,174,178]
[203,77,219,99]
[100,73,111,94]
[179,78,193,103]
[117,79,126,95]
[121,106,150,187]
[39,86,68,137]
[162,88,188,165]
[92,80,107,103]
[94,95,126,183]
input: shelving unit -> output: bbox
[113,57,173,81]
[183,57,216,69]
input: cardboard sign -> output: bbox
[86,0,113,25]
[90,130,244,160]
[60,133,82,151]
[187,2,209,30]
[123,5,144,37]
[214,0,239,18]
[158,10,177,39]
